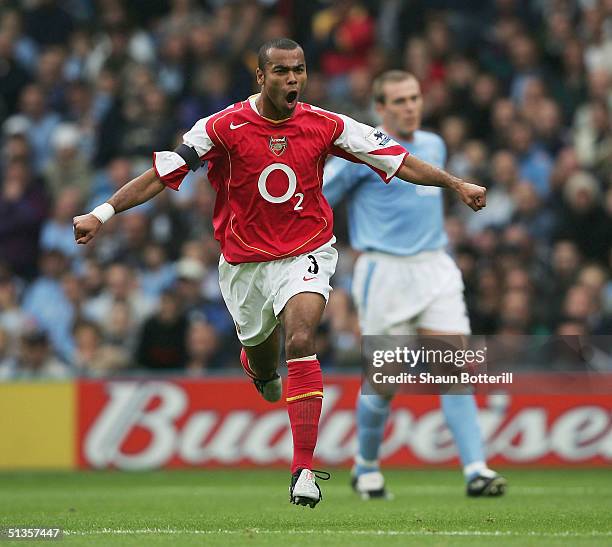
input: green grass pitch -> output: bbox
[1,469,611,546]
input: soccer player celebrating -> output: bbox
[73,40,486,508]
[323,70,506,498]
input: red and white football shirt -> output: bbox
[153,95,407,263]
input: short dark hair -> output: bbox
[372,70,418,104]
[257,38,302,70]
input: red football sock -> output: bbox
[240,347,257,379]
[286,356,323,474]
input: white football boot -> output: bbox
[351,469,393,500]
[289,469,329,508]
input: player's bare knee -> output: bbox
[285,330,315,360]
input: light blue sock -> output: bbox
[440,393,488,481]
[355,391,390,476]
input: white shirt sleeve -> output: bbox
[153,115,216,190]
[331,114,407,182]
[181,116,215,157]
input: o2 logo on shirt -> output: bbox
[258,163,304,211]
[366,128,391,147]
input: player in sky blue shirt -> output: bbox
[323,70,506,499]
[324,129,447,255]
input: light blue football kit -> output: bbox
[323,129,489,482]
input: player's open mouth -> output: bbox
[285,90,298,107]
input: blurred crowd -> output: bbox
[0,0,611,379]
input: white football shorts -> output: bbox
[219,237,338,346]
[351,249,471,335]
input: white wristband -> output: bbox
[91,203,115,223]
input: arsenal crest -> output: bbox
[269,136,287,156]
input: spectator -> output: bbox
[576,264,611,333]
[562,285,598,331]
[179,63,235,126]
[83,263,155,327]
[63,80,96,153]
[101,300,137,356]
[135,290,188,371]
[555,38,587,121]
[39,186,83,259]
[139,243,176,298]
[507,120,553,197]
[403,37,438,92]
[0,30,31,122]
[85,19,154,83]
[0,328,70,380]
[555,171,611,263]
[91,69,124,166]
[511,181,554,242]
[156,33,190,98]
[185,319,219,376]
[465,150,517,233]
[73,319,128,376]
[517,76,547,122]
[1,133,31,168]
[329,68,377,125]
[147,190,191,259]
[508,34,543,104]
[21,250,69,334]
[498,289,533,334]
[174,257,206,314]
[24,258,82,361]
[63,30,94,83]
[533,98,567,157]
[0,160,48,279]
[43,123,92,200]
[88,156,135,212]
[578,264,608,300]
[35,47,67,113]
[0,9,38,74]
[10,84,61,172]
[119,85,176,159]
[574,100,612,177]
[441,115,469,172]
[0,277,35,344]
[490,97,516,148]
[113,212,151,267]
[465,73,499,140]
[470,266,501,335]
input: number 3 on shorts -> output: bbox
[307,255,319,274]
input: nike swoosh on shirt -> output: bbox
[230,121,250,130]
[303,276,316,281]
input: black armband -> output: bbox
[174,143,201,172]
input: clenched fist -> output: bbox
[457,181,487,211]
[73,214,102,245]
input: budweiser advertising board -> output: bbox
[77,377,612,470]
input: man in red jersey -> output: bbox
[73,38,486,508]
